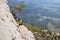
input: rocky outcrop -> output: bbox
[0,0,35,40]
[19,25,35,40]
[34,30,60,40]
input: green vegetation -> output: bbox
[12,4,25,10]
[24,23,42,32]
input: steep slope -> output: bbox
[0,0,35,40]
[19,25,35,40]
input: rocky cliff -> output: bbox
[34,30,60,40]
[0,0,35,40]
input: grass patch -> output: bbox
[12,4,25,10]
[24,23,42,32]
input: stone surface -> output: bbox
[0,0,35,40]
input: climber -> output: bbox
[17,16,26,39]
[17,16,23,26]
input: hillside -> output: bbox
[0,0,35,40]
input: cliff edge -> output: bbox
[0,0,35,40]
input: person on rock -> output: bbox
[17,16,26,39]
[17,16,23,26]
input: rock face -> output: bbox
[0,0,35,40]
[34,30,60,40]
[19,25,35,40]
